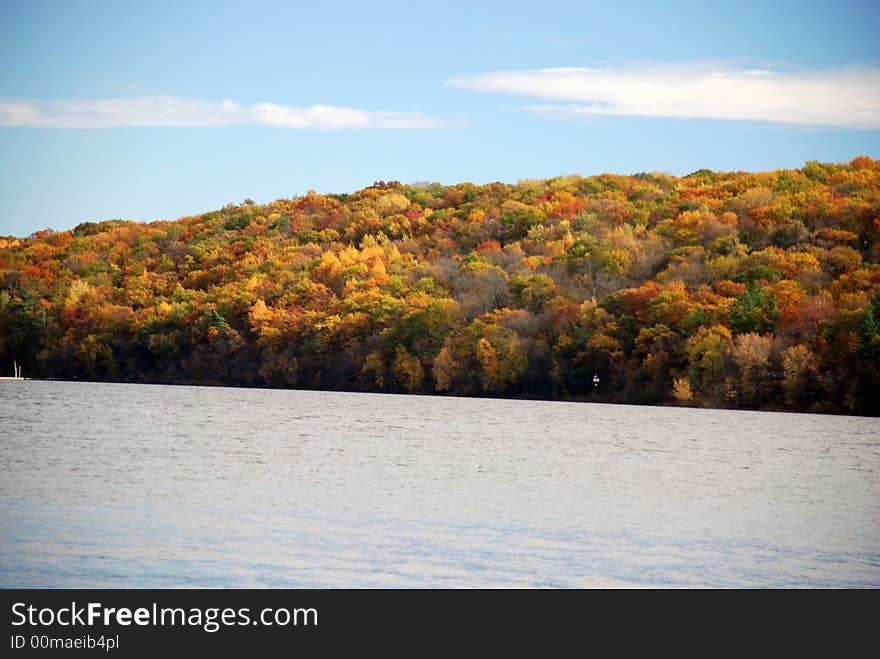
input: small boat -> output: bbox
[0,360,25,380]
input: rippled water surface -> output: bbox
[1,380,878,587]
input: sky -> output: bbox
[1,0,878,237]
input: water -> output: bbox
[0,380,877,588]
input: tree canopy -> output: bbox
[2,157,879,415]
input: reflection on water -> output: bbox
[1,380,877,587]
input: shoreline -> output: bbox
[9,375,872,418]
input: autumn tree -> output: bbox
[1,158,877,413]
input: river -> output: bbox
[1,380,877,587]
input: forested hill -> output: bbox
[2,158,879,414]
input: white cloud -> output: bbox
[0,95,458,130]
[447,64,880,129]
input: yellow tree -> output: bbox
[731,333,774,405]
[685,324,732,403]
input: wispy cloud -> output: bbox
[0,95,460,130]
[447,64,880,129]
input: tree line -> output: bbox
[1,158,878,414]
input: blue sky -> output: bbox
[1,0,878,236]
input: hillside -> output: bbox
[2,158,879,414]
